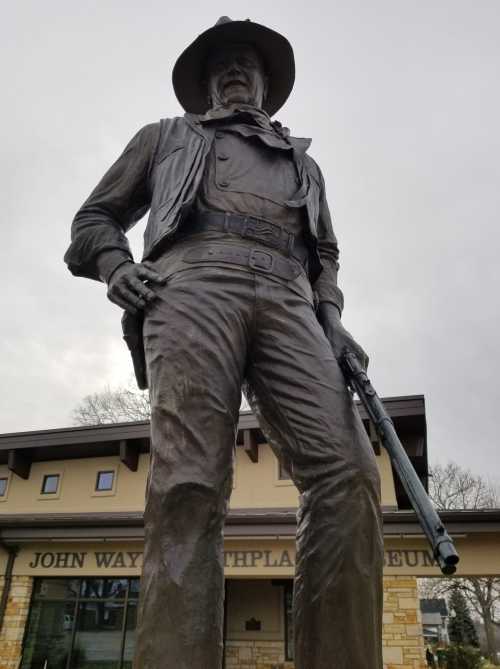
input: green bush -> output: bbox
[442,644,484,669]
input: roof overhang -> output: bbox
[1,508,500,543]
[0,397,428,510]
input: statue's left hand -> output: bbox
[318,302,369,370]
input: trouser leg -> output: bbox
[245,274,384,669]
[134,267,252,669]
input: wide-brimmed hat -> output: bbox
[172,16,295,117]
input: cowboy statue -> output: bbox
[65,17,383,669]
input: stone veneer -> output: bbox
[382,575,426,669]
[0,575,33,669]
[225,640,293,669]
[225,576,426,669]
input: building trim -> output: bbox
[0,397,425,456]
[1,509,499,543]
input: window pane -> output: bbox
[0,477,7,496]
[72,601,124,669]
[21,599,75,669]
[42,474,59,494]
[278,461,291,480]
[96,471,114,491]
[122,600,138,668]
[80,578,128,600]
[34,578,80,599]
[128,578,141,599]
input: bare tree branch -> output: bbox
[423,462,500,663]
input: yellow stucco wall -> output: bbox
[0,443,398,515]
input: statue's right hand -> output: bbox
[106,262,165,314]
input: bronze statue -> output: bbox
[65,17,383,669]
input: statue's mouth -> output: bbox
[224,79,247,90]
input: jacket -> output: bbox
[64,113,344,312]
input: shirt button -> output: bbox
[215,131,224,139]
[217,154,229,161]
[219,181,230,188]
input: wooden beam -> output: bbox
[243,429,259,463]
[120,440,139,472]
[7,449,31,479]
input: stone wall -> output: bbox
[225,577,426,669]
[0,575,33,669]
[225,640,293,669]
[383,576,426,669]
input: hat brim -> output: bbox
[172,20,295,117]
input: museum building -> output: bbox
[1,396,500,669]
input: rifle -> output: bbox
[340,351,459,576]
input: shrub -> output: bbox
[442,644,484,669]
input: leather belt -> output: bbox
[183,210,308,266]
[183,245,303,281]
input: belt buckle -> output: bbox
[249,249,275,273]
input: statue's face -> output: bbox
[206,44,268,109]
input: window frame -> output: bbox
[284,580,294,661]
[21,577,139,669]
[40,473,60,496]
[95,470,115,492]
[0,474,10,500]
[275,458,294,487]
[92,466,118,497]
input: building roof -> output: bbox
[420,598,449,616]
[0,396,428,510]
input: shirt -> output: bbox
[196,105,309,239]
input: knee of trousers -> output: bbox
[298,444,382,519]
[145,478,230,536]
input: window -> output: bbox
[278,461,291,480]
[0,477,8,497]
[96,470,115,492]
[41,474,60,495]
[21,577,139,669]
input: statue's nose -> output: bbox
[227,63,242,75]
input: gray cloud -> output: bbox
[1,1,499,478]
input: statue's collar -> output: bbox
[185,107,311,155]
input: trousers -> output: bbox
[134,238,383,669]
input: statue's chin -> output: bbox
[222,92,256,107]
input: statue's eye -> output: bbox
[213,60,227,72]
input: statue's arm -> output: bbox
[64,122,161,282]
[312,165,369,369]
[311,166,344,317]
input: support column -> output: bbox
[382,575,426,669]
[0,575,33,669]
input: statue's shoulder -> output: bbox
[155,115,206,144]
[302,152,324,187]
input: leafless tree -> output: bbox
[72,380,151,425]
[430,461,499,511]
[421,462,500,663]
[72,379,250,425]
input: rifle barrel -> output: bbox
[340,351,459,576]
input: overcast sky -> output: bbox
[1,1,499,480]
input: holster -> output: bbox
[121,310,148,390]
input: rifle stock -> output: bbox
[340,351,459,576]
